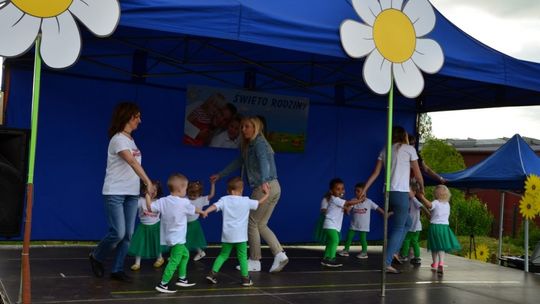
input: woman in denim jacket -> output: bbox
[211,116,288,273]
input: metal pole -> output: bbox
[497,191,505,265]
[381,81,394,297]
[524,219,529,272]
[20,35,42,304]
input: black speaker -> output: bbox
[0,127,29,237]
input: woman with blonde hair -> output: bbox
[211,116,288,273]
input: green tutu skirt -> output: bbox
[128,222,167,258]
[427,224,461,252]
[186,220,207,251]
[313,214,327,245]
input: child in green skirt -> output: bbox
[417,185,461,275]
[186,179,215,261]
[202,177,269,287]
[129,181,165,271]
[313,192,330,245]
[399,181,426,265]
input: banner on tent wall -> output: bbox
[183,85,309,152]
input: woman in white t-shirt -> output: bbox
[89,102,156,282]
[361,126,425,274]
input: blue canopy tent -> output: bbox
[4,0,540,242]
[439,134,540,271]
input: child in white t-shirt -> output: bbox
[417,185,461,275]
[202,177,269,287]
[128,181,165,271]
[338,183,384,259]
[147,174,204,293]
[185,180,215,261]
[399,181,427,265]
[321,178,362,268]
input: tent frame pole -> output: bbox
[497,191,505,264]
[525,219,529,272]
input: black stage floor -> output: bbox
[0,246,539,304]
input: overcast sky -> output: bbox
[429,0,540,139]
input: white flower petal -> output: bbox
[412,38,444,74]
[363,49,392,95]
[340,20,374,58]
[0,3,40,57]
[40,12,81,69]
[69,0,120,37]
[393,59,424,98]
[403,0,436,37]
[380,0,404,10]
[352,0,381,26]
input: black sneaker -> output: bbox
[155,282,176,293]
[206,271,218,284]
[321,259,343,268]
[176,278,196,287]
[241,276,253,287]
[89,253,104,278]
[110,271,132,283]
[410,257,422,265]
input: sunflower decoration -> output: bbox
[519,193,538,220]
[524,174,540,196]
[340,0,444,98]
[473,244,490,262]
[0,0,120,68]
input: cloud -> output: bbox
[431,0,540,19]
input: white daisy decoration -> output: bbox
[340,0,444,98]
[0,0,120,69]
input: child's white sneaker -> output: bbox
[269,252,289,273]
[337,250,349,257]
[236,259,261,272]
[193,250,206,261]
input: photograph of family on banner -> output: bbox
[183,85,309,152]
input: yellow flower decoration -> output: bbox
[525,174,540,196]
[340,0,444,98]
[0,0,120,68]
[473,244,490,262]
[519,193,538,220]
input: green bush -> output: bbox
[507,221,540,251]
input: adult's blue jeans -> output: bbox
[386,191,412,266]
[93,195,138,273]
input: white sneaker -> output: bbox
[269,252,289,273]
[236,259,261,272]
[193,250,206,261]
[337,250,349,257]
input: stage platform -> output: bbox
[0,245,538,304]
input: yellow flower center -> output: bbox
[373,9,416,63]
[12,0,73,18]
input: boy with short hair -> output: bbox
[145,173,203,293]
[202,177,269,286]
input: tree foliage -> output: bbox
[418,113,433,142]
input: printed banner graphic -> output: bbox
[183,85,309,152]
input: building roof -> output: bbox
[446,136,540,152]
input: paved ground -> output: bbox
[0,245,539,304]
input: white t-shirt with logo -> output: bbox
[214,195,259,243]
[378,144,418,192]
[408,197,423,232]
[102,133,142,195]
[187,196,210,222]
[430,200,450,225]
[137,197,160,225]
[323,196,346,232]
[349,198,379,232]
[150,195,196,246]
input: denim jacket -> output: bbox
[219,135,278,188]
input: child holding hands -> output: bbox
[321,178,363,268]
[203,177,269,287]
[338,182,385,259]
[186,180,215,261]
[417,185,461,275]
[146,173,203,293]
